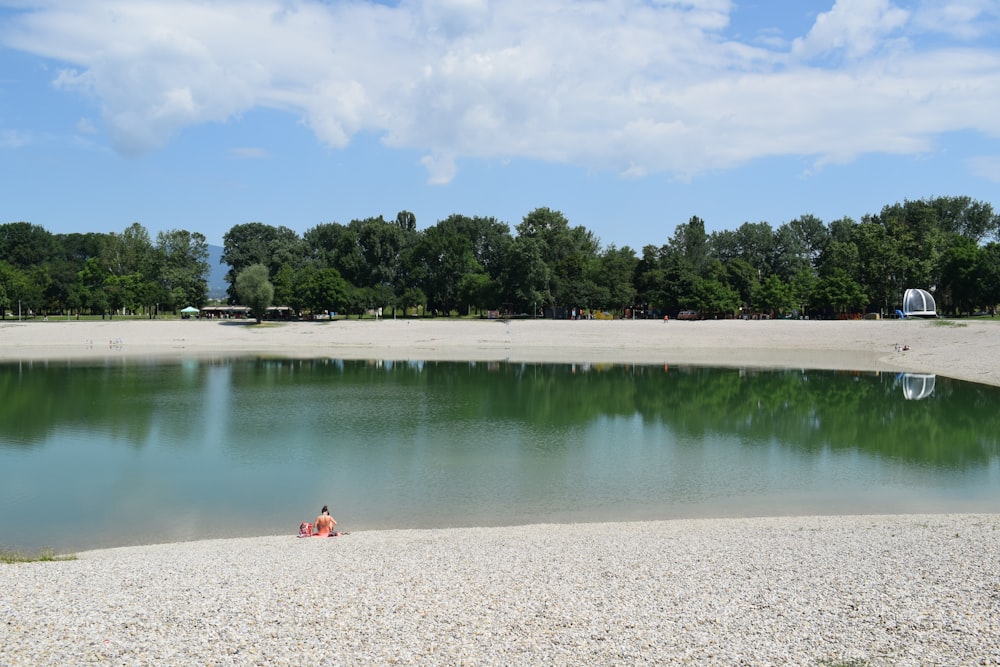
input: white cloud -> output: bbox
[790,0,910,60]
[1,0,999,183]
[911,0,1000,40]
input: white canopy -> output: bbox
[902,288,936,318]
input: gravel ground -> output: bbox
[3,515,999,666]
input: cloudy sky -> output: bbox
[1,0,999,249]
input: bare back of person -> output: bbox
[314,505,337,536]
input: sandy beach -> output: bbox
[2,315,999,386]
[3,317,1000,665]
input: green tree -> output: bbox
[272,264,296,309]
[303,222,353,273]
[235,264,274,323]
[594,245,638,314]
[816,269,868,315]
[938,236,982,315]
[500,235,549,315]
[789,268,819,316]
[660,246,699,313]
[155,229,209,313]
[853,218,904,314]
[103,223,153,277]
[670,216,710,275]
[977,243,1000,312]
[724,257,759,312]
[47,232,104,316]
[930,196,1000,243]
[457,272,495,315]
[0,261,30,318]
[0,222,57,270]
[515,207,599,315]
[395,210,417,233]
[222,223,304,300]
[693,278,739,317]
[817,219,860,279]
[0,222,59,316]
[399,287,427,316]
[772,222,811,281]
[77,257,110,317]
[785,214,829,269]
[410,220,481,314]
[754,274,794,316]
[633,245,668,312]
[294,265,351,317]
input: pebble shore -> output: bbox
[3,514,999,666]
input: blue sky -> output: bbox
[2,0,999,250]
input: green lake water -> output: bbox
[2,358,999,552]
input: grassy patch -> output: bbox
[930,318,967,327]
[817,660,870,667]
[0,548,76,564]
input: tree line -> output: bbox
[0,223,208,319]
[2,195,999,321]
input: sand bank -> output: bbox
[3,515,998,666]
[2,316,999,386]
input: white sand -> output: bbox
[3,516,998,666]
[3,317,999,665]
[2,316,999,385]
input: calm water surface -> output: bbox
[2,358,999,551]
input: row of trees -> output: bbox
[221,196,1000,320]
[3,195,999,321]
[0,222,209,319]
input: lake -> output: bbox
[2,358,999,552]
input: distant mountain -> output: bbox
[207,245,228,300]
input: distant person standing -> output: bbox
[314,505,337,536]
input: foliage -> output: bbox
[293,265,351,317]
[235,264,274,323]
[222,222,304,301]
[3,195,1000,320]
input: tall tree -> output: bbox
[500,235,549,315]
[156,229,210,312]
[938,235,982,315]
[222,223,303,301]
[293,265,351,317]
[594,245,638,314]
[235,264,274,323]
[930,196,1000,243]
[633,245,668,312]
[669,216,710,275]
[515,207,599,315]
[0,222,56,269]
[395,210,417,233]
[410,218,481,314]
[785,214,829,268]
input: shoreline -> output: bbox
[3,316,1000,386]
[3,514,999,665]
[4,319,1000,663]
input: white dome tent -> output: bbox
[902,288,937,318]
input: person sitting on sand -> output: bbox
[314,505,337,537]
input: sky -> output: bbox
[1,0,999,250]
